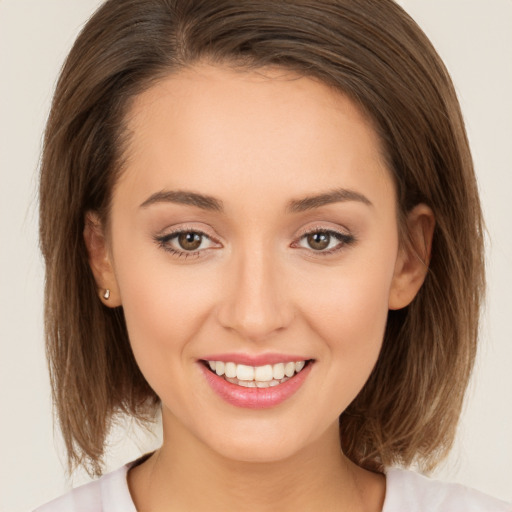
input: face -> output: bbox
[91,64,422,463]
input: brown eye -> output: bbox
[295,229,355,254]
[178,232,203,251]
[306,232,331,250]
[155,228,218,257]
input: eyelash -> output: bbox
[293,228,356,255]
[154,227,355,260]
[154,228,217,259]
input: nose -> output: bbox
[216,246,294,342]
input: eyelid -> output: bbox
[153,224,222,258]
[295,223,350,237]
[294,223,353,242]
[153,223,355,259]
[291,224,356,254]
[155,222,221,242]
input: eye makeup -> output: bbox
[153,225,356,260]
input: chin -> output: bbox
[196,417,325,465]
[214,437,304,464]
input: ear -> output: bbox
[388,204,435,310]
[83,211,122,307]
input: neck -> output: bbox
[128,412,384,512]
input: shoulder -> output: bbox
[33,464,136,512]
[383,467,512,512]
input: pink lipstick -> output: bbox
[199,356,313,409]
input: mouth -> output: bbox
[199,358,314,408]
[202,359,312,388]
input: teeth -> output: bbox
[284,362,295,377]
[236,364,254,381]
[215,361,225,376]
[225,362,237,379]
[239,380,256,388]
[254,364,273,382]
[272,363,285,380]
[207,359,308,387]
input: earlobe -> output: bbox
[388,204,435,311]
[83,211,121,307]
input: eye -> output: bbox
[155,229,218,257]
[295,229,354,254]
[175,232,205,251]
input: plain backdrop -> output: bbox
[0,1,511,511]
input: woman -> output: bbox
[35,0,511,510]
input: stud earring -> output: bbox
[103,289,111,300]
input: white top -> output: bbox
[34,463,512,512]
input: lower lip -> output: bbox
[200,362,313,409]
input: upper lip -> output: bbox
[200,353,312,366]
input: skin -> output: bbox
[85,64,434,512]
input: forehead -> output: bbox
[116,64,393,210]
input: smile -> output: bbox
[200,358,313,409]
[207,360,307,388]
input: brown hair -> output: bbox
[40,0,484,476]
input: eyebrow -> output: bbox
[286,188,372,213]
[140,190,224,211]
[140,187,372,213]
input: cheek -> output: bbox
[111,243,220,392]
[308,278,390,364]
[297,250,397,402]
[301,253,394,341]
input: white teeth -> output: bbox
[284,362,295,378]
[225,362,237,379]
[254,364,273,382]
[236,364,255,381]
[215,361,225,376]
[223,376,290,387]
[237,380,257,388]
[207,359,309,387]
[272,363,285,380]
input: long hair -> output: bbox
[39,0,484,476]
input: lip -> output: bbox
[200,352,310,366]
[199,359,313,409]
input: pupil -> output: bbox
[308,232,330,250]
[178,232,202,250]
